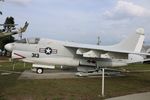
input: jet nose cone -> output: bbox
[5,43,14,51]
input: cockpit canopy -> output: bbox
[16,38,40,44]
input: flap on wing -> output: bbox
[76,48,104,58]
[83,50,100,58]
[76,48,89,55]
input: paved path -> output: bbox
[105,92,150,100]
[18,70,78,79]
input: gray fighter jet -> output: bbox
[5,28,150,74]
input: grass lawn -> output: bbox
[0,61,150,100]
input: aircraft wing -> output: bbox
[64,42,150,58]
[64,28,150,58]
[0,31,18,38]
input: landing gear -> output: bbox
[76,65,122,77]
[95,65,101,72]
[36,68,43,74]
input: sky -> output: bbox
[0,0,150,45]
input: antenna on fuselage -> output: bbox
[97,36,101,45]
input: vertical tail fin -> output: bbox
[18,21,29,33]
[113,28,145,52]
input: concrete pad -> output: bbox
[18,70,78,79]
[18,69,126,79]
[105,92,150,100]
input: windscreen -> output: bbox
[16,38,27,43]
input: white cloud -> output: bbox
[103,0,150,20]
[7,0,32,5]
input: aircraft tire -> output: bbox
[36,68,43,74]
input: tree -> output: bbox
[0,0,4,15]
[0,16,15,51]
[0,36,14,50]
[4,16,15,31]
[0,36,14,56]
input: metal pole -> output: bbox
[13,62,15,70]
[24,62,26,68]
[102,68,105,97]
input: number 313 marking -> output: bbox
[32,53,39,58]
